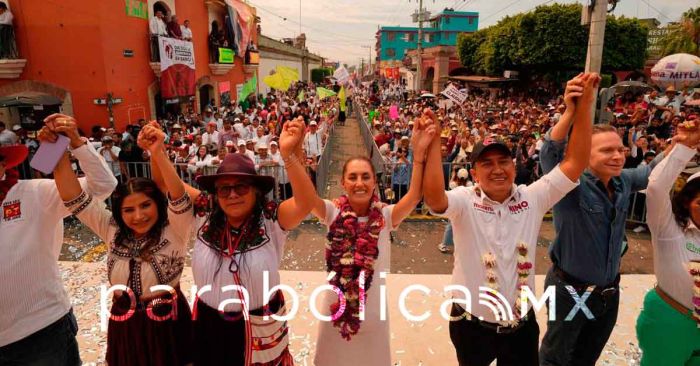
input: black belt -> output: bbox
[553,266,620,299]
[455,304,533,334]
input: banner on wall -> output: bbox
[158,36,196,99]
[125,0,148,19]
[218,48,235,64]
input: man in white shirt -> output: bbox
[0,2,13,25]
[180,19,192,41]
[149,10,168,61]
[269,141,291,200]
[0,0,15,60]
[303,120,322,185]
[0,114,117,364]
[0,121,18,146]
[201,122,220,148]
[423,73,597,366]
[253,126,271,146]
[99,135,123,182]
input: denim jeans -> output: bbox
[539,269,619,366]
[441,223,454,247]
[0,310,81,366]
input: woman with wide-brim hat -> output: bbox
[310,114,436,366]
[143,116,316,365]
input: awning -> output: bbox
[0,94,63,107]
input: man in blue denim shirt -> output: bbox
[538,77,666,365]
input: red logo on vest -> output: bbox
[508,201,530,214]
[2,200,21,221]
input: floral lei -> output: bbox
[690,260,700,326]
[325,194,385,340]
[481,241,533,325]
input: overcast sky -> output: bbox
[247,0,693,66]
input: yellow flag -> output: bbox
[338,86,347,112]
[276,66,299,83]
[263,73,291,91]
[316,87,337,100]
[297,90,305,102]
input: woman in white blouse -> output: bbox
[146,117,315,365]
[187,145,213,174]
[309,114,435,366]
[55,122,195,365]
[636,124,700,366]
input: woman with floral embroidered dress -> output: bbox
[142,116,315,365]
[53,122,194,365]
[310,113,436,366]
[636,121,700,366]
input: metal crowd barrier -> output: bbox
[315,123,334,198]
[354,98,386,177]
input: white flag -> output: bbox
[333,66,350,84]
[441,84,467,105]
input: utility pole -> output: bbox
[362,45,372,77]
[584,0,608,74]
[583,0,612,122]
[360,58,365,76]
[416,0,423,92]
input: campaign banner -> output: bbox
[441,84,467,105]
[159,37,196,99]
[333,66,350,84]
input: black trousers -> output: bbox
[539,267,620,366]
[0,310,80,366]
[449,304,540,366]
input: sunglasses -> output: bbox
[215,183,252,198]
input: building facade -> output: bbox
[257,34,323,94]
[375,9,478,70]
[0,0,260,133]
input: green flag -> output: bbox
[297,90,305,102]
[316,87,336,100]
[239,75,257,101]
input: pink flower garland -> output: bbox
[689,260,700,326]
[481,241,533,323]
[326,194,385,340]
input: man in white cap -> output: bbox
[0,114,117,365]
[254,142,275,176]
[237,139,255,162]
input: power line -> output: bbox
[479,0,521,23]
[249,1,371,42]
[638,0,674,22]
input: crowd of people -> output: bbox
[1,69,699,366]
[6,81,337,201]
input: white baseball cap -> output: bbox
[11,124,21,131]
[237,139,245,146]
[256,143,268,150]
[270,141,278,146]
[457,168,469,179]
[309,120,318,126]
[225,140,235,147]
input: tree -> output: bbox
[659,7,700,56]
[457,3,649,77]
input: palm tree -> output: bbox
[659,7,700,56]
